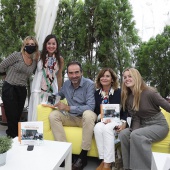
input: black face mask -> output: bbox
[24,45,36,54]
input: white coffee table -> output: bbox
[1,137,72,170]
[151,152,170,170]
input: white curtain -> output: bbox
[34,0,59,50]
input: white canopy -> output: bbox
[34,0,59,50]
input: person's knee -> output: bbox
[83,110,97,122]
[130,130,141,140]
[119,129,129,140]
[49,110,60,122]
[94,122,104,134]
[103,123,115,134]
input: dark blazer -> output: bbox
[94,88,127,121]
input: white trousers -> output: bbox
[94,121,122,163]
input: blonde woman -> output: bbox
[0,36,39,138]
[119,68,170,170]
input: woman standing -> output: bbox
[119,68,170,170]
[28,34,64,121]
[94,68,127,170]
[0,36,39,138]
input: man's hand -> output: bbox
[54,102,70,112]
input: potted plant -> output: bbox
[0,136,13,166]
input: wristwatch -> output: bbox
[120,119,126,124]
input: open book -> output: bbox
[100,104,120,122]
[18,121,43,145]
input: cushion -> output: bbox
[152,109,170,153]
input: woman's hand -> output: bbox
[115,122,127,132]
[103,119,111,124]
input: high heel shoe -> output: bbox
[102,163,112,170]
[96,161,104,170]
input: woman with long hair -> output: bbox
[119,67,170,170]
[28,34,64,121]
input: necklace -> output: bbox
[101,90,109,104]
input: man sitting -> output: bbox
[49,61,97,170]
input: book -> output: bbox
[18,121,43,145]
[100,104,120,122]
[41,92,61,108]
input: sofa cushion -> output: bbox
[152,109,170,153]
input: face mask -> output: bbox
[24,45,36,54]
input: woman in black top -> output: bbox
[94,68,127,170]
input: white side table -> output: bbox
[151,152,170,170]
[1,137,72,170]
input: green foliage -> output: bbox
[0,136,13,153]
[53,0,140,80]
[135,25,170,97]
[0,0,36,57]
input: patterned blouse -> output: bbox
[41,54,58,92]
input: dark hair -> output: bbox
[66,61,82,73]
[96,68,119,90]
[40,34,61,67]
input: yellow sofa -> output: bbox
[37,105,170,157]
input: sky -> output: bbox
[129,0,170,42]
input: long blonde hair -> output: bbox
[121,68,151,111]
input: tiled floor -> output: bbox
[0,123,99,170]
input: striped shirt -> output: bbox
[0,51,37,86]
